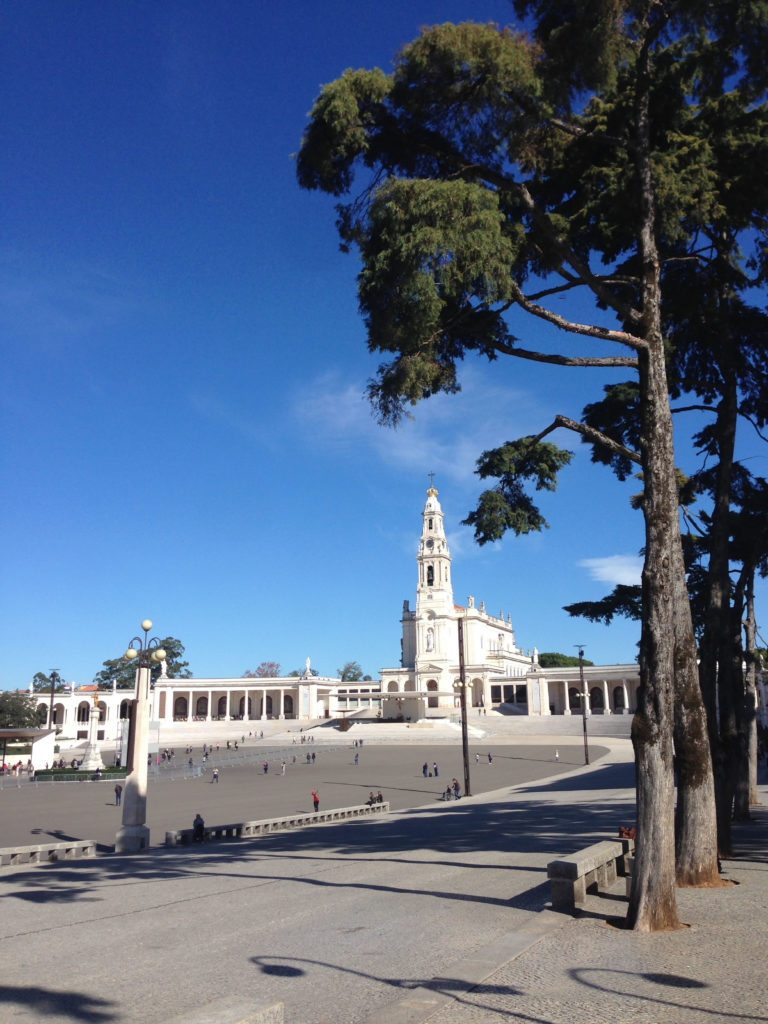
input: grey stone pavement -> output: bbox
[0,723,766,1024]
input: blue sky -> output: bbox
[2,1,764,689]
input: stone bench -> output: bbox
[165,801,390,846]
[547,836,634,912]
[0,839,97,868]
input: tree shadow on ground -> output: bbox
[0,766,639,913]
[0,984,117,1022]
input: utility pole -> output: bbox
[457,616,471,797]
[576,645,589,765]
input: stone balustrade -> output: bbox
[0,839,97,868]
[165,801,390,846]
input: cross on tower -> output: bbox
[428,471,435,489]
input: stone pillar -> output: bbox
[186,691,193,721]
[563,680,571,715]
[278,689,285,720]
[78,701,105,771]
[116,666,151,853]
[260,690,268,720]
[225,689,231,720]
[622,679,630,714]
[603,679,611,714]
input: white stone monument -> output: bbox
[77,694,105,772]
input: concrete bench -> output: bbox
[165,801,390,847]
[547,836,634,912]
[0,839,97,868]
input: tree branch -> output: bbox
[507,277,648,351]
[491,341,638,368]
[531,414,642,464]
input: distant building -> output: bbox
[378,483,640,719]
[32,484,640,734]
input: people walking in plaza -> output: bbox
[452,778,461,799]
[475,753,479,764]
[312,790,319,812]
[354,752,359,765]
[114,783,122,806]
[422,762,428,777]
[488,752,493,764]
[433,762,439,777]
[555,749,560,762]
[281,761,286,775]
[263,761,269,774]
[192,813,204,842]
[311,752,316,763]
[212,767,219,783]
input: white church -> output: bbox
[33,484,641,740]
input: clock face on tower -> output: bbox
[426,538,434,549]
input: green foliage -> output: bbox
[462,440,573,542]
[538,652,594,668]
[564,584,643,626]
[93,637,192,690]
[31,670,67,693]
[0,691,40,729]
[337,661,372,682]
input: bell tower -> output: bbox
[416,478,453,615]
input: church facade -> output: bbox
[379,483,640,719]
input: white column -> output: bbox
[563,680,571,714]
[186,690,193,721]
[206,689,212,721]
[260,689,268,720]
[622,678,630,713]
[603,679,611,714]
[226,688,231,720]
[278,689,285,719]
[116,665,151,852]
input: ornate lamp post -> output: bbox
[115,620,165,854]
[453,616,472,798]
[576,644,590,766]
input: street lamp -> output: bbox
[575,644,590,766]
[115,620,165,853]
[454,616,472,798]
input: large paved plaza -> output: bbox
[0,733,600,850]
[1,722,766,1024]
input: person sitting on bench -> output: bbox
[192,813,205,842]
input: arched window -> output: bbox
[590,686,604,709]
[613,685,625,710]
[195,696,208,717]
[387,681,400,692]
[427,679,438,708]
[427,565,434,586]
[284,695,294,716]
[174,696,188,719]
[568,687,581,711]
[77,702,90,723]
[119,700,131,720]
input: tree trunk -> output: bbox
[627,331,682,929]
[625,13,716,927]
[744,580,759,806]
[674,652,719,886]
